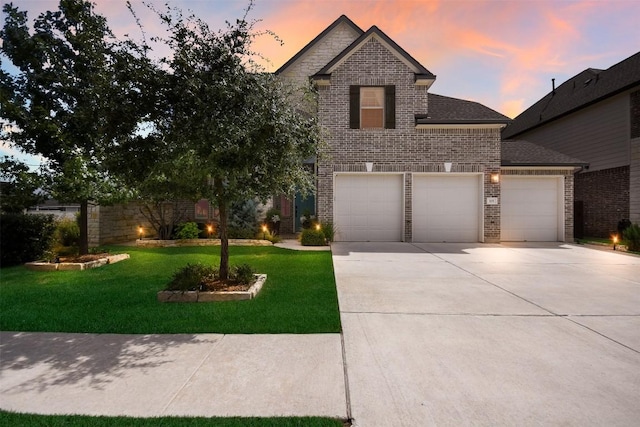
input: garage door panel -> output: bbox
[413,175,481,243]
[334,174,403,242]
[502,177,561,242]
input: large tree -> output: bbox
[146,5,321,279]
[0,0,149,253]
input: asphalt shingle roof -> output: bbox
[502,51,640,139]
[501,140,588,167]
[417,93,511,124]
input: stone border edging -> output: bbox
[157,274,267,302]
[136,239,272,247]
[25,254,130,271]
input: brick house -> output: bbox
[502,52,640,238]
[277,15,584,242]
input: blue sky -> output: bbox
[2,0,639,166]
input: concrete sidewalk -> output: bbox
[0,332,347,418]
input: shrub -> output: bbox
[229,199,260,237]
[319,221,336,242]
[300,228,326,246]
[231,263,256,285]
[54,217,80,247]
[623,223,640,252]
[259,228,282,243]
[0,213,56,267]
[166,263,217,292]
[175,222,200,240]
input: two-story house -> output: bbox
[276,15,584,243]
[502,52,640,238]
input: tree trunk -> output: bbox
[218,198,229,280]
[79,201,89,255]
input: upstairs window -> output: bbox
[350,85,395,129]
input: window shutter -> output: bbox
[385,85,395,129]
[349,85,360,129]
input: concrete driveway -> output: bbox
[333,242,640,426]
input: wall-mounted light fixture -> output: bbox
[491,173,500,184]
[365,162,373,172]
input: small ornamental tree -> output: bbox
[0,0,152,253]
[144,4,321,279]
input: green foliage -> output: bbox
[54,217,81,247]
[231,263,256,285]
[260,228,282,243]
[229,199,260,237]
[623,223,640,252]
[175,222,200,240]
[318,221,336,242]
[300,228,326,246]
[0,157,46,213]
[166,263,217,292]
[0,213,57,266]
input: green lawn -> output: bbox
[0,411,346,427]
[0,245,341,334]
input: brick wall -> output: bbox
[575,166,630,237]
[317,37,501,242]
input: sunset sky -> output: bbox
[2,0,640,164]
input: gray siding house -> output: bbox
[502,52,640,238]
[277,15,584,243]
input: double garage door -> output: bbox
[334,174,564,242]
[334,174,481,242]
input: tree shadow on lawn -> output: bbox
[0,332,217,393]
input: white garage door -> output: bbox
[501,176,562,241]
[334,174,403,241]
[413,174,481,242]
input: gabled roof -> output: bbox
[501,140,589,167]
[275,15,363,75]
[313,24,436,83]
[503,51,640,139]
[416,93,511,126]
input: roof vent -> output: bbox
[552,78,556,94]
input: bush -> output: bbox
[229,199,260,237]
[623,223,640,252]
[54,217,80,246]
[0,213,56,267]
[259,228,282,243]
[318,221,336,242]
[300,228,326,246]
[231,263,256,285]
[166,263,217,292]
[175,222,200,240]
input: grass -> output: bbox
[0,245,341,334]
[0,411,346,427]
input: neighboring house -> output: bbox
[502,52,640,238]
[277,15,584,242]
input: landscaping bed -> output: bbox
[136,238,272,247]
[158,274,267,302]
[25,253,130,271]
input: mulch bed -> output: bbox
[200,277,252,292]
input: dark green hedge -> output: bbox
[300,228,326,246]
[0,213,56,267]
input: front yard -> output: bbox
[0,245,341,334]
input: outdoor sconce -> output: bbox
[365,162,373,172]
[491,173,500,184]
[613,235,618,250]
[138,226,144,240]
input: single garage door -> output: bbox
[413,174,481,242]
[334,174,403,241]
[501,176,562,241]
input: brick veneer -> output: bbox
[317,37,501,242]
[574,166,630,237]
